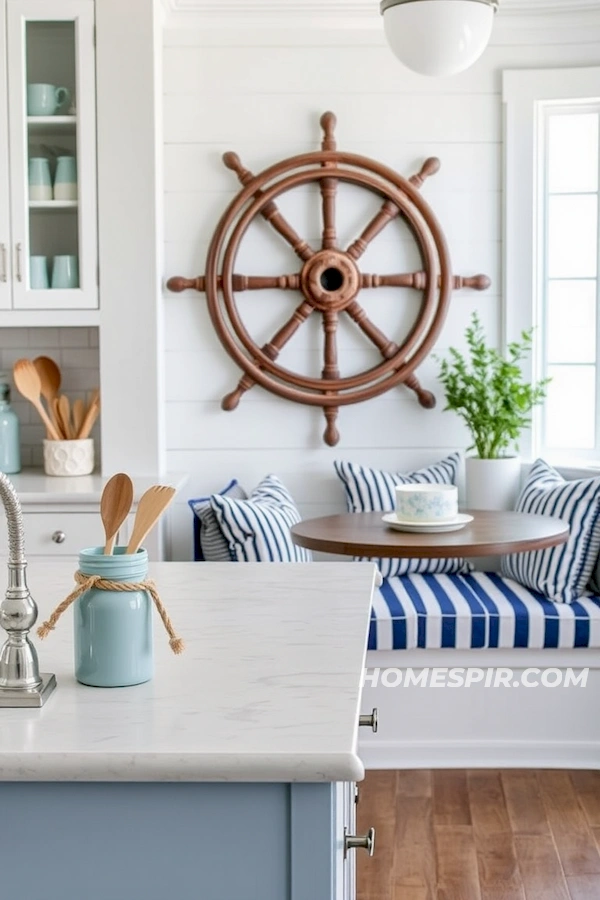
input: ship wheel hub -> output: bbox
[300,249,360,311]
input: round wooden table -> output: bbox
[290,510,569,558]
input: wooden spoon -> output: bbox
[101,473,134,555]
[126,485,176,555]
[13,358,62,441]
[34,356,62,437]
[57,394,74,440]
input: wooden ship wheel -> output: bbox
[167,111,490,446]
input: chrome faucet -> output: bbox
[0,472,56,706]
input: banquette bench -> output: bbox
[190,457,600,770]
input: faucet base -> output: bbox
[0,672,56,707]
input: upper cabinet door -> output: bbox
[0,0,13,309]
[7,0,97,310]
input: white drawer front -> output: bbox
[0,513,105,557]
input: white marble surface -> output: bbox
[5,469,188,505]
[0,561,376,782]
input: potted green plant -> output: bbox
[436,312,549,509]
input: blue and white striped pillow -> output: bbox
[501,458,600,604]
[188,479,247,561]
[209,474,312,562]
[334,452,470,578]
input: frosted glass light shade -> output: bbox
[381,0,496,77]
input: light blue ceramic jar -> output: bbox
[74,547,153,687]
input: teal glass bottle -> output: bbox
[0,376,21,474]
[74,547,153,687]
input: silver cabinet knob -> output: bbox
[359,708,378,733]
[344,827,375,858]
[51,531,66,544]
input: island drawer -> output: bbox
[0,513,106,557]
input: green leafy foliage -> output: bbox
[436,313,550,459]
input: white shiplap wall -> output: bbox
[163,21,600,560]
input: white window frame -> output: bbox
[503,66,600,464]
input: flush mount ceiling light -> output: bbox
[380,0,499,77]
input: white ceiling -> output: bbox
[163,0,600,13]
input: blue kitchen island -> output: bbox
[0,561,377,900]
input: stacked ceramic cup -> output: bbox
[29,254,79,290]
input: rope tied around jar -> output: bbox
[37,571,185,654]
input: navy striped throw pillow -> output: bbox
[501,458,600,604]
[334,453,470,578]
[209,474,312,562]
[188,479,248,561]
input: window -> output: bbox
[504,68,600,462]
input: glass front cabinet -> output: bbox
[0,0,97,313]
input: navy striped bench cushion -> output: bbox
[369,572,600,650]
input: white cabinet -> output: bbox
[0,471,188,561]
[0,0,97,318]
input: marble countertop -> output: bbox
[5,469,188,504]
[0,561,376,782]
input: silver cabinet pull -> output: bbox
[354,784,360,804]
[359,708,378,733]
[15,243,22,282]
[51,531,66,544]
[0,243,6,282]
[344,827,375,858]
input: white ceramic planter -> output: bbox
[465,456,522,511]
[43,439,94,477]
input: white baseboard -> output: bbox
[360,739,600,770]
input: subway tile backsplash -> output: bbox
[0,327,100,468]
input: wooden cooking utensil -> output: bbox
[72,398,85,436]
[77,392,100,439]
[13,358,62,441]
[126,485,176,555]
[57,394,74,440]
[52,398,66,440]
[34,356,62,438]
[100,473,134,555]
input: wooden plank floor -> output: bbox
[356,771,600,900]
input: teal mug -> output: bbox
[28,157,52,201]
[27,83,70,116]
[30,256,49,290]
[53,156,77,201]
[51,255,78,289]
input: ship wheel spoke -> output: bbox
[346,199,400,262]
[167,274,302,293]
[321,307,341,445]
[403,373,436,409]
[344,300,399,360]
[222,299,314,410]
[223,152,314,262]
[360,272,492,291]
[409,157,441,189]
[319,112,338,250]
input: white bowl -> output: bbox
[395,483,458,523]
[43,439,94,477]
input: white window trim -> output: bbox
[503,66,600,464]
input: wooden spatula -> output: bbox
[77,392,100,439]
[13,358,62,441]
[100,473,134,555]
[72,398,85,437]
[126,485,176,555]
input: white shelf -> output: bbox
[28,200,78,211]
[27,114,76,133]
